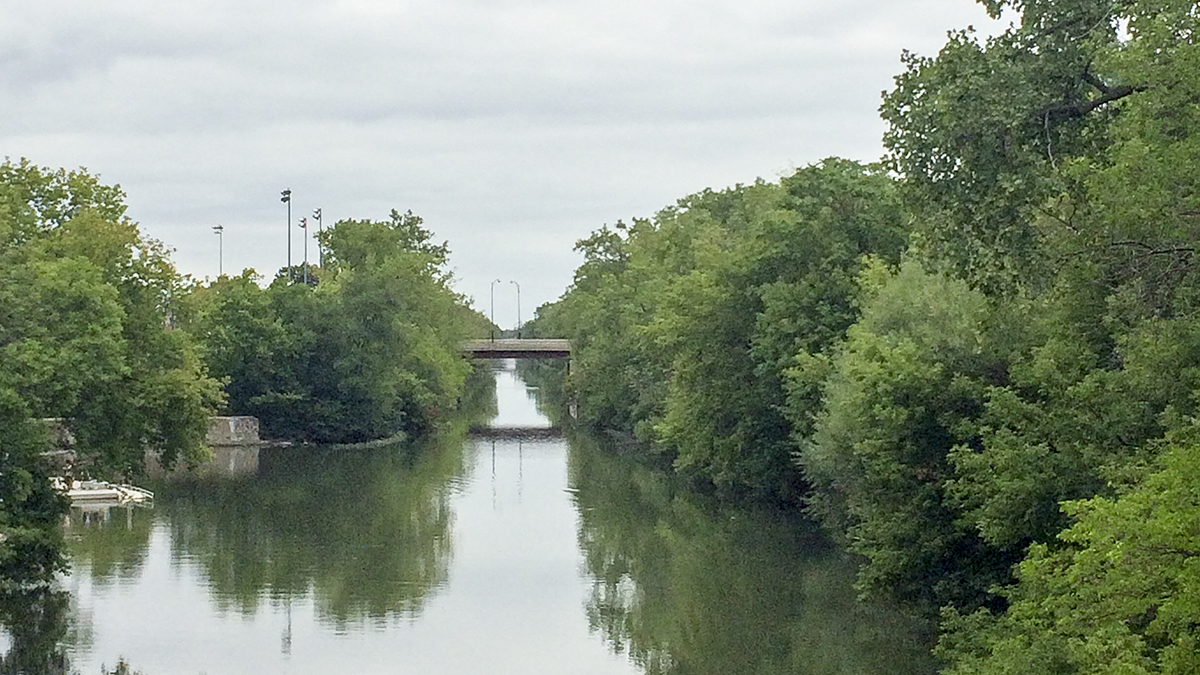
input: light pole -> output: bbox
[280,189,292,281]
[510,280,521,337]
[312,208,323,267]
[489,278,501,340]
[298,217,309,285]
[212,224,224,276]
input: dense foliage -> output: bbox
[0,161,223,476]
[940,426,1200,675]
[0,160,223,588]
[0,163,488,599]
[534,0,1200,667]
[531,159,906,500]
[5,0,1199,669]
[179,210,490,444]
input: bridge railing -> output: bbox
[459,338,572,359]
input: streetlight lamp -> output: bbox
[280,189,292,281]
[298,217,309,285]
[510,280,521,338]
[490,278,502,340]
[312,208,323,267]
[212,224,224,276]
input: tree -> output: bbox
[181,210,478,444]
[881,0,1134,292]
[0,394,68,588]
[883,0,1200,309]
[870,0,1200,642]
[176,271,295,418]
[543,161,906,500]
[941,425,1200,675]
[1,158,222,592]
[546,219,676,441]
[657,160,905,500]
[798,259,1017,613]
[0,159,222,477]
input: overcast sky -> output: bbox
[1,0,1001,327]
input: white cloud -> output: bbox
[0,0,1001,319]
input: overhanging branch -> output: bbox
[1043,83,1142,119]
[1038,66,1146,120]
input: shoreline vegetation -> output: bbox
[4,0,1200,672]
[0,160,494,597]
[523,1,1200,671]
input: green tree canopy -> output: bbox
[0,159,222,588]
[941,424,1200,675]
[539,160,906,500]
[180,210,484,444]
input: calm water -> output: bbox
[5,363,935,674]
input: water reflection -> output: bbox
[569,434,938,675]
[49,434,469,674]
[66,506,155,585]
[0,587,71,675]
[159,435,465,626]
[4,364,938,674]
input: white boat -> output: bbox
[51,478,154,506]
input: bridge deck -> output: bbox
[460,338,572,359]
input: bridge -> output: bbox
[460,338,572,359]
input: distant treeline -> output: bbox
[176,210,491,444]
[527,1,1200,672]
[0,161,490,588]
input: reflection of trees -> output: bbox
[513,359,569,426]
[161,434,466,628]
[64,506,155,584]
[569,434,938,675]
[461,363,499,429]
[0,587,151,675]
[0,587,70,675]
[3,510,158,675]
[59,505,155,666]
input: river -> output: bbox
[5,362,936,674]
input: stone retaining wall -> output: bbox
[205,416,260,446]
[40,416,260,449]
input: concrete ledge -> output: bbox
[40,416,260,448]
[207,416,260,446]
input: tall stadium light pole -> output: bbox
[298,217,309,285]
[490,278,502,340]
[313,208,323,267]
[510,280,521,338]
[281,189,292,281]
[212,224,224,276]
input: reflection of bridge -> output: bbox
[460,338,572,359]
[468,427,564,440]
